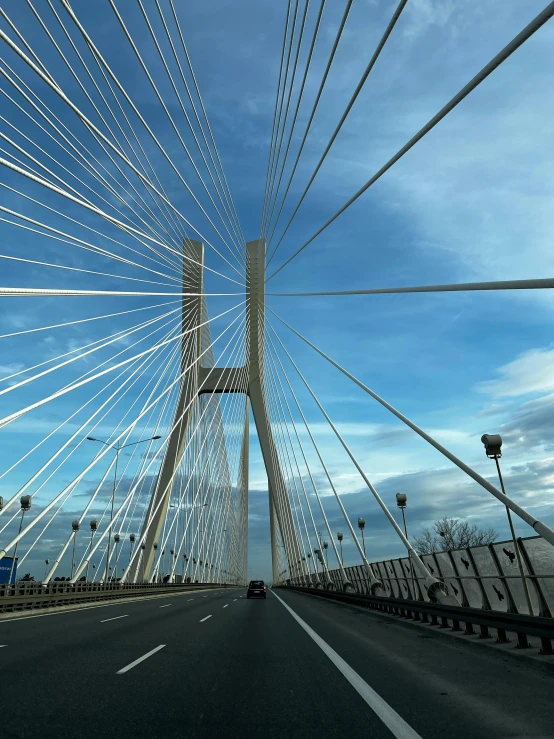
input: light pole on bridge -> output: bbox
[337,532,344,566]
[481,434,534,616]
[9,495,31,585]
[357,518,366,555]
[70,520,80,579]
[87,434,161,583]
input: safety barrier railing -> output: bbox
[282,584,554,656]
[0,580,230,614]
[299,535,554,618]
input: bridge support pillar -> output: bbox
[129,240,204,584]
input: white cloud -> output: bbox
[477,347,554,398]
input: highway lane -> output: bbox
[0,586,552,739]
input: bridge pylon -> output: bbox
[128,238,304,584]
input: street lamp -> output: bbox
[87,434,161,584]
[396,494,408,537]
[70,520,80,579]
[337,532,344,566]
[396,493,416,597]
[86,519,98,581]
[358,517,366,555]
[481,433,534,616]
[9,495,31,584]
[129,534,136,570]
[44,559,49,580]
[322,540,329,568]
[113,534,121,580]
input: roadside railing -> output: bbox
[300,535,554,618]
[0,580,229,614]
[281,584,554,656]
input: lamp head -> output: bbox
[481,433,502,459]
[396,493,407,508]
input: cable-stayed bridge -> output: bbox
[0,2,554,738]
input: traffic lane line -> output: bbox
[271,590,422,739]
[100,615,128,623]
[222,604,228,608]
[0,587,231,625]
[116,645,166,674]
[159,604,172,608]
[200,615,212,623]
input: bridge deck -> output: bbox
[0,588,552,738]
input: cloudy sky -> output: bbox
[1,0,554,583]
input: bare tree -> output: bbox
[414,517,498,555]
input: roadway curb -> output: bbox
[0,586,225,622]
[287,588,554,675]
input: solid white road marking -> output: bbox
[199,615,212,622]
[100,615,128,623]
[159,604,172,608]
[116,645,166,674]
[222,604,228,608]
[271,591,423,739]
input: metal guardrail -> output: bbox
[0,581,229,614]
[282,584,554,656]
[302,535,554,619]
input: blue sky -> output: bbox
[1,0,554,583]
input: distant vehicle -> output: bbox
[247,580,266,599]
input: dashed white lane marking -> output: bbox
[100,615,128,623]
[187,599,194,602]
[199,615,212,623]
[222,604,228,608]
[0,589,215,623]
[159,604,172,608]
[233,599,237,601]
[116,645,166,674]
[0,645,6,647]
[271,591,422,739]
[202,596,208,598]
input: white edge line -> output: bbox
[270,590,423,739]
[116,644,166,674]
[100,614,128,623]
[199,615,212,622]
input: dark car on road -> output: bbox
[247,580,266,599]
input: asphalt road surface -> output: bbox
[1,586,552,739]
